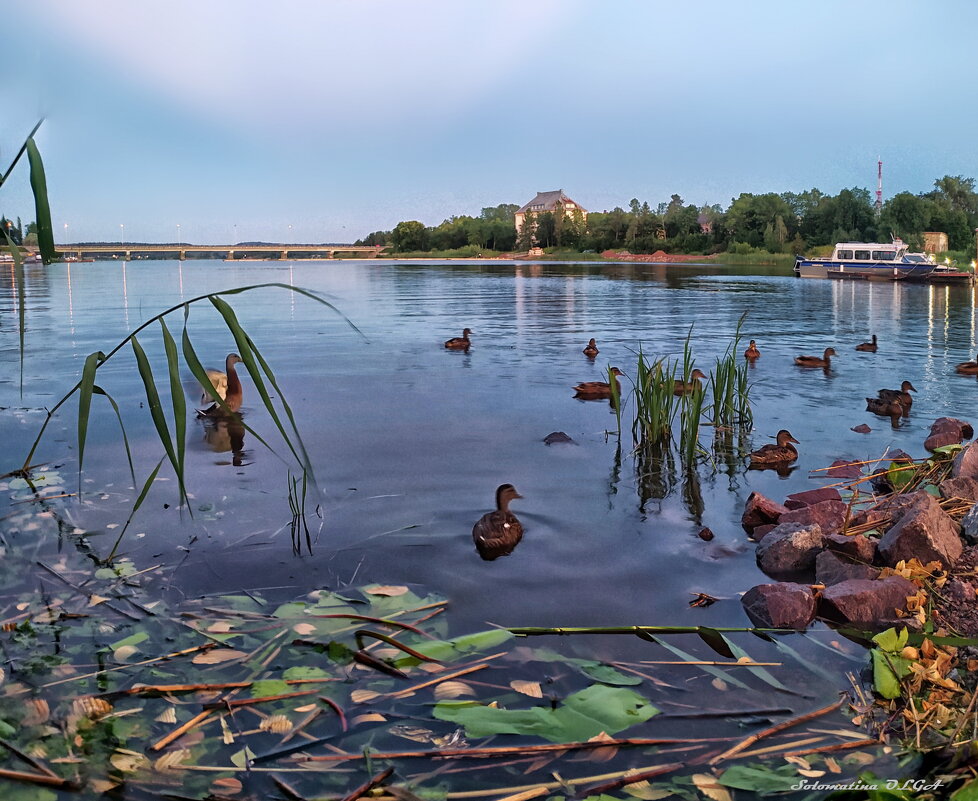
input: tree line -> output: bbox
[356,176,978,256]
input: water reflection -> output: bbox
[200,415,248,466]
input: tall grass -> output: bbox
[631,348,677,443]
[708,313,753,429]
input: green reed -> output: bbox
[631,348,677,443]
[707,312,753,429]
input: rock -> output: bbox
[742,492,788,534]
[778,500,848,535]
[953,442,978,479]
[925,430,965,451]
[819,576,919,628]
[784,487,842,510]
[851,424,872,434]
[815,550,880,586]
[756,523,825,575]
[742,583,816,629]
[824,532,878,563]
[751,524,777,541]
[543,431,576,445]
[697,527,714,541]
[878,492,963,569]
[925,417,973,451]
[960,505,978,546]
[826,459,864,479]
[849,491,921,532]
[940,477,978,503]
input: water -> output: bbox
[2,258,977,632]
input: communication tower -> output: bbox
[874,158,883,217]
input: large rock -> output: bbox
[784,487,842,510]
[925,417,973,451]
[959,505,978,546]
[849,491,921,532]
[756,523,825,575]
[742,583,816,629]
[878,492,963,569]
[742,492,788,534]
[815,550,880,586]
[823,532,878,563]
[752,524,777,541]
[940,477,978,503]
[953,441,978,479]
[819,576,918,628]
[778,500,848,536]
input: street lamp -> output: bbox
[63,222,68,245]
[176,223,181,243]
[120,223,125,246]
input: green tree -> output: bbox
[391,220,428,252]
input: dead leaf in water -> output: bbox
[691,773,732,801]
[433,681,475,699]
[364,585,409,596]
[211,777,243,795]
[511,680,544,698]
[192,648,247,665]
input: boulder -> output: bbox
[851,424,871,434]
[953,441,978,479]
[543,431,576,445]
[697,527,714,541]
[925,417,973,451]
[815,550,880,586]
[940,477,978,503]
[819,576,918,628]
[825,460,864,479]
[742,492,788,534]
[823,532,878,563]
[878,492,963,569]
[751,524,777,541]
[778,500,848,536]
[960,505,978,546]
[784,487,842,510]
[742,583,816,629]
[756,522,825,575]
[849,491,922,531]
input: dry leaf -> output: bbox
[220,716,235,745]
[153,748,191,772]
[23,698,50,726]
[371,647,401,660]
[211,777,243,795]
[192,648,247,665]
[510,680,543,698]
[73,696,112,720]
[110,751,148,773]
[89,779,120,793]
[260,714,293,734]
[351,689,380,704]
[623,780,674,799]
[207,621,233,633]
[155,707,177,724]
[352,712,387,725]
[691,773,732,801]
[292,623,317,636]
[433,681,476,700]
[711,677,729,691]
[113,645,139,662]
[88,594,109,606]
[294,703,317,712]
[798,769,826,778]
[364,585,409,596]
[825,756,842,774]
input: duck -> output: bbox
[583,338,599,358]
[445,328,472,350]
[198,353,243,416]
[955,354,978,375]
[794,347,837,368]
[744,340,760,360]
[573,367,624,399]
[673,368,708,395]
[877,380,917,411]
[865,396,904,418]
[472,484,524,558]
[748,429,799,467]
[855,334,878,352]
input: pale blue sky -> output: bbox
[2,0,975,244]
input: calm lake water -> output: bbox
[3,258,978,633]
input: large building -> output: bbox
[514,190,588,238]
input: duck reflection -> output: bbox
[473,483,523,561]
[201,415,248,466]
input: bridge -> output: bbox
[56,244,386,261]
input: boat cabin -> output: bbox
[831,240,907,262]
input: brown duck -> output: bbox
[573,367,624,399]
[877,380,916,411]
[794,347,837,368]
[865,397,904,418]
[955,354,978,375]
[748,430,799,466]
[198,354,243,417]
[855,334,878,352]
[744,340,760,360]
[583,338,599,358]
[674,368,707,395]
[445,328,472,350]
[472,484,523,559]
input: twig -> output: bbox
[272,775,308,800]
[0,766,79,791]
[340,766,393,801]
[573,761,690,798]
[34,643,217,691]
[949,684,978,743]
[383,663,492,700]
[201,690,318,710]
[778,738,880,757]
[0,736,59,778]
[709,698,844,764]
[150,709,215,752]
[319,695,348,731]
[35,560,140,621]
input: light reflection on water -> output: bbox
[2,260,978,633]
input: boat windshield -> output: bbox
[902,254,930,264]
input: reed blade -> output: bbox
[92,385,136,487]
[77,351,105,489]
[26,137,56,265]
[107,457,165,562]
[0,119,43,190]
[159,319,186,498]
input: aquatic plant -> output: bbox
[708,312,753,429]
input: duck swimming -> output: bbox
[877,380,916,411]
[744,340,760,360]
[445,328,472,350]
[955,354,978,375]
[198,353,243,417]
[865,396,904,418]
[573,367,624,399]
[674,368,707,395]
[794,347,837,368]
[855,334,878,352]
[583,338,599,358]
[472,483,523,559]
[748,430,799,467]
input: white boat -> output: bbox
[793,239,944,278]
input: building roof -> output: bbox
[516,190,586,214]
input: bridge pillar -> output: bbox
[228,250,234,260]
[125,251,131,260]
[179,250,185,261]
[281,250,288,260]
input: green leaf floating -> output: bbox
[718,764,801,792]
[433,684,658,742]
[395,629,514,665]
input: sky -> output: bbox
[2,0,976,245]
